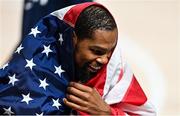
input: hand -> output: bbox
[63,82,111,115]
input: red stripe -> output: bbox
[121,75,147,106]
[63,2,113,28]
[110,106,126,115]
[63,2,99,27]
[117,68,124,82]
[85,65,107,96]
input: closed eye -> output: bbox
[90,49,106,55]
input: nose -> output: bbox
[96,54,109,65]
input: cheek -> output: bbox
[75,51,95,67]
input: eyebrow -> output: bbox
[89,46,109,51]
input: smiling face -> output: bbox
[73,28,118,82]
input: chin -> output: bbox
[75,68,97,83]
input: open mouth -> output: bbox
[88,65,101,73]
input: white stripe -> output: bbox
[120,101,156,116]
[103,37,134,104]
[102,37,123,99]
[104,63,134,104]
[50,5,74,20]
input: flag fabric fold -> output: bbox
[22,0,92,40]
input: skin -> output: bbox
[63,29,118,115]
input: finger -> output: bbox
[63,98,87,111]
[66,94,88,106]
[67,86,89,100]
[93,87,102,97]
[63,98,95,114]
[64,98,107,115]
[69,82,92,92]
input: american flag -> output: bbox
[21,0,92,40]
[0,2,156,115]
[0,4,76,115]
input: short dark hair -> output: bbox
[74,5,117,39]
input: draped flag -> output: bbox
[83,36,156,115]
[22,0,92,40]
[0,2,156,115]
[0,4,76,115]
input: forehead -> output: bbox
[89,29,118,48]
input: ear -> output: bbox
[72,31,77,47]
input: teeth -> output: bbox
[90,66,101,70]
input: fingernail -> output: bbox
[63,98,66,102]
[70,82,75,86]
[70,82,74,84]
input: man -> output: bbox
[63,5,118,115]
[0,2,156,115]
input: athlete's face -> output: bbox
[73,29,118,82]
